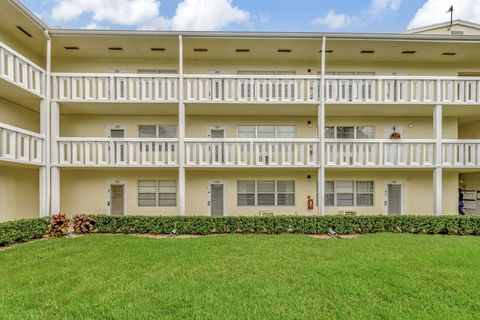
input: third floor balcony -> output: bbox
[50,72,480,105]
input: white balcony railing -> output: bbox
[57,138,178,166]
[325,139,435,167]
[325,75,480,104]
[185,139,319,167]
[51,138,480,168]
[52,74,178,102]
[0,41,44,96]
[442,140,480,167]
[184,74,321,103]
[0,122,44,164]
[325,76,438,104]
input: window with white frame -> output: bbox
[138,125,177,138]
[277,181,295,206]
[237,125,296,138]
[138,180,177,207]
[325,126,375,139]
[325,181,374,207]
[237,181,255,206]
[237,180,295,206]
[257,181,275,205]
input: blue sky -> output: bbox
[20,0,477,32]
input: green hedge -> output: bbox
[0,218,50,247]
[90,215,480,236]
[2,215,479,247]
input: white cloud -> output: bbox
[368,0,401,17]
[408,0,480,29]
[170,0,249,31]
[311,10,358,30]
[51,0,160,25]
[51,0,250,31]
[311,0,400,30]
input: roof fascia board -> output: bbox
[47,28,480,42]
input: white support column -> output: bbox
[318,36,327,216]
[433,104,443,216]
[178,35,186,216]
[50,101,60,215]
[51,167,60,215]
[39,99,48,216]
[44,31,52,216]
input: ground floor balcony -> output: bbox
[0,122,44,166]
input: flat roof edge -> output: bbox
[47,28,480,42]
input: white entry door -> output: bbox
[208,126,226,165]
[208,70,227,101]
[209,182,225,216]
[107,126,126,164]
[385,183,403,215]
[109,184,126,215]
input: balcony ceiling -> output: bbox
[326,39,480,65]
[51,35,179,59]
[0,1,46,61]
[183,37,322,62]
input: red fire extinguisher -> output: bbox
[307,196,314,210]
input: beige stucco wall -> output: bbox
[186,116,317,138]
[60,169,179,215]
[0,97,40,132]
[326,116,458,139]
[59,168,457,217]
[59,114,458,139]
[60,115,179,137]
[0,166,39,221]
[326,170,458,216]
[458,120,480,139]
[52,58,178,73]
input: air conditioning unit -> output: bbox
[259,210,275,217]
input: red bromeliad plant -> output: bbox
[73,215,96,234]
[47,214,70,238]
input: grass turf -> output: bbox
[1,233,480,319]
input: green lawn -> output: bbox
[1,234,480,319]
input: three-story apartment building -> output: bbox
[2,0,480,221]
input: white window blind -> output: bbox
[237,181,255,206]
[277,181,295,206]
[325,126,375,139]
[237,180,295,207]
[138,180,177,207]
[237,125,296,138]
[325,181,374,207]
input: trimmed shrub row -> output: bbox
[0,218,50,247]
[90,215,480,236]
[2,215,480,247]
